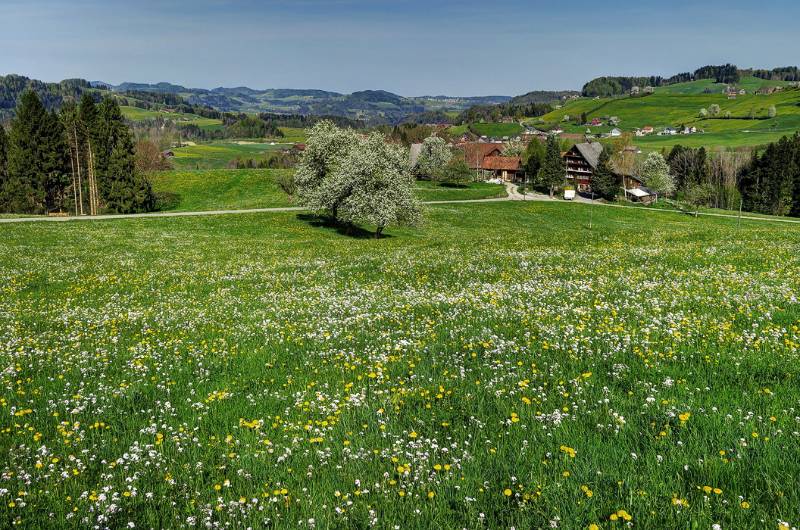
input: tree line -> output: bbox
[739,134,800,216]
[582,64,742,97]
[0,91,154,215]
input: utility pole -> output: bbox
[589,191,595,229]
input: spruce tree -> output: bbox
[0,125,7,191]
[101,97,155,213]
[5,91,49,213]
[537,135,565,198]
[591,147,620,200]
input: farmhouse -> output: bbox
[563,142,603,192]
[457,142,523,182]
[482,155,521,182]
[623,175,657,204]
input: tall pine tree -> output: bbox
[591,146,620,200]
[100,97,154,213]
[537,135,565,198]
[3,90,70,213]
[0,125,7,193]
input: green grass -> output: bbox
[414,180,507,201]
[149,169,294,211]
[1,202,799,528]
[170,141,296,169]
[148,170,506,211]
[277,127,308,143]
[537,82,800,149]
[469,122,524,137]
[121,106,224,130]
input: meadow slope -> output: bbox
[1,202,799,528]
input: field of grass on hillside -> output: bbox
[1,202,798,528]
[149,169,507,211]
[149,169,294,211]
[536,79,800,149]
[468,122,524,137]
[121,106,224,130]
[169,142,296,169]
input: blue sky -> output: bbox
[1,0,797,96]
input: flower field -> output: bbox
[1,202,799,529]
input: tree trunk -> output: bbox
[73,127,84,216]
[375,225,384,239]
[87,138,99,215]
[69,148,78,216]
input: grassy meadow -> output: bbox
[120,106,224,131]
[1,201,799,528]
[536,80,800,149]
[169,142,297,170]
[149,170,294,211]
[147,169,507,211]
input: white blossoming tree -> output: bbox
[295,122,422,237]
[335,133,422,238]
[639,152,675,202]
[294,121,359,219]
[414,135,452,179]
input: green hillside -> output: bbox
[121,106,223,130]
[536,79,800,149]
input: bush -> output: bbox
[153,191,181,211]
[276,172,296,197]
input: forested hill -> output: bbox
[0,74,92,119]
[582,65,800,97]
[0,74,512,125]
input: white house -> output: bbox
[610,128,622,137]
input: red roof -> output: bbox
[482,156,521,171]
[459,143,504,168]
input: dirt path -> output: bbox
[2,188,799,226]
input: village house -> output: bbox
[635,126,655,137]
[482,155,521,182]
[630,86,640,96]
[622,175,656,204]
[590,118,603,127]
[563,142,603,192]
[459,142,522,182]
[609,128,622,137]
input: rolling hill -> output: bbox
[535,76,800,149]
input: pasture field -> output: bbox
[120,106,224,130]
[1,202,799,529]
[148,169,507,211]
[536,82,800,149]
[414,180,507,201]
[170,142,296,169]
[149,169,294,211]
[468,122,524,137]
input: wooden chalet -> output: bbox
[563,142,602,192]
[482,156,521,181]
[458,142,521,182]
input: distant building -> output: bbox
[610,128,622,137]
[590,118,603,127]
[630,86,641,96]
[643,86,655,94]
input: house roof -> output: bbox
[460,143,504,168]
[482,156,521,171]
[573,142,604,169]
